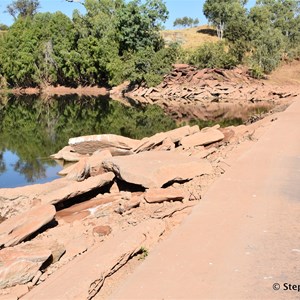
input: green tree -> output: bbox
[253,0,300,48]
[116,0,168,54]
[203,0,247,39]
[189,41,238,69]
[0,24,9,31]
[6,0,40,20]
[0,12,75,86]
[173,17,200,28]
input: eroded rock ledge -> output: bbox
[124,64,297,121]
[0,114,291,299]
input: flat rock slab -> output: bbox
[68,134,140,155]
[0,204,56,248]
[23,219,165,300]
[180,128,224,149]
[102,151,213,188]
[40,172,115,205]
[55,192,128,223]
[0,178,68,202]
[0,243,51,288]
[144,188,185,203]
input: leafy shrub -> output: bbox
[108,43,180,87]
[188,42,238,69]
[248,64,264,79]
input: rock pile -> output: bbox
[128,64,296,103]
[125,64,297,120]
[0,122,261,298]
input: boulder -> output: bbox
[180,128,224,149]
[68,134,140,156]
[144,188,185,203]
[0,243,51,288]
[60,150,112,180]
[0,204,56,248]
[102,151,213,188]
[66,157,90,181]
[88,150,112,176]
[40,172,115,205]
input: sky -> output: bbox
[0,0,257,29]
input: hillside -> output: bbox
[267,60,300,86]
[161,25,218,50]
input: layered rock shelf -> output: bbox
[124,64,297,120]
[0,65,299,298]
[0,117,279,298]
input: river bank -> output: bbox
[1,64,298,124]
[0,64,299,298]
[0,101,296,299]
[0,85,109,97]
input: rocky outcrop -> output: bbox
[39,172,115,205]
[60,150,113,181]
[134,125,199,153]
[102,151,213,188]
[0,243,52,288]
[22,219,165,300]
[68,134,140,156]
[127,65,297,104]
[0,204,56,248]
[0,122,240,295]
[125,65,297,121]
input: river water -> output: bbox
[0,94,177,188]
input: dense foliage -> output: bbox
[0,0,177,88]
[0,0,300,88]
[203,0,300,74]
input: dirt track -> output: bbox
[108,97,300,299]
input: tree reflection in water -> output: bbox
[0,94,176,187]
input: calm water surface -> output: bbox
[0,94,176,188]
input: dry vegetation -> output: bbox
[161,25,219,50]
[267,60,300,86]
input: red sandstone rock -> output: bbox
[144,188,185,203]
[66,157,90,181]
[68,134,140,156]
[180,128,224,149]
[102,151,213,188]
[0,243,51,288]
[88,150,112,176]
[92,226,112,237]
[55,192,128,223]
[50,146,84,162]
[0,204,56,248]
[22,219,165,300]
[134,125,199,153]
[40,172,115,205]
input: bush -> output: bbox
[108,43,180,87]
[248,64,264,79]
[188,42,238,69]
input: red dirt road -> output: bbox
[109,98,300,299]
